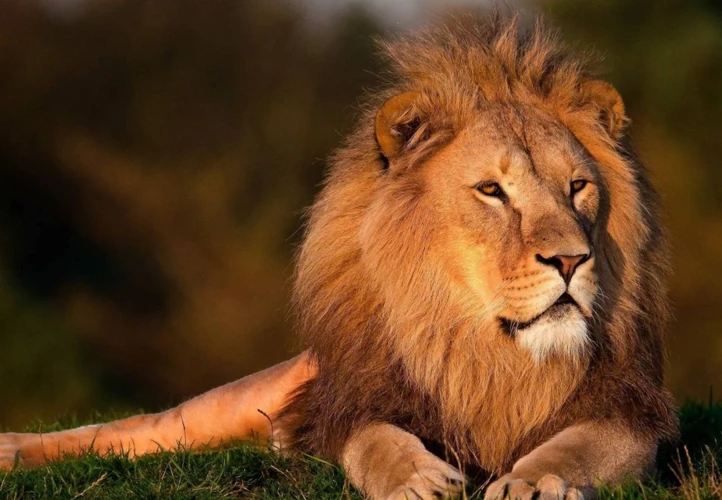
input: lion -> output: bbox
[0,14,677,500]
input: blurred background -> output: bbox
[0,0,720,428]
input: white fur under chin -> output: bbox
[516,308,589,363]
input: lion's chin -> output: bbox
[515,305,590,363]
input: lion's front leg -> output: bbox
[341,423,465,500]
[484,422,657,499]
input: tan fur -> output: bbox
[341,424,464,499]
[0,13,676,500]
[485,422,656,498]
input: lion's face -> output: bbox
[368,104,602,362]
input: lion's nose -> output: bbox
[536,253,590,284]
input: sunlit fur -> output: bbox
[281,13,677,473]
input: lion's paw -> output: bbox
[484,473,585,500]
[386,457,465,500]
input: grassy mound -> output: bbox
[2,401,722,499]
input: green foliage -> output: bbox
[0,266,106,430]
[675,400,722,462]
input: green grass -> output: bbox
[0,439,361,499]
[2,402,722,499]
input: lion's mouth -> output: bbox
[499,293,579,336]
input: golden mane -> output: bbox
[365,14,627,169]
[281,13,677,473]
[382,15,596,123]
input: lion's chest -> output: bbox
[413,352,585,470]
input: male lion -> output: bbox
[0,14,677,500]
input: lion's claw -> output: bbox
[484,473,585,500]
[386,457,465,500]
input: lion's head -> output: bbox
[370,96,606,363]
[288,14,674,467]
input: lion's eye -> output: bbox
[476,181,504,198]
[570,179,588,195]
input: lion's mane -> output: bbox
[279,14,677,473]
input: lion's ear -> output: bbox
[375,91,423,164]
[581,80,628,140]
